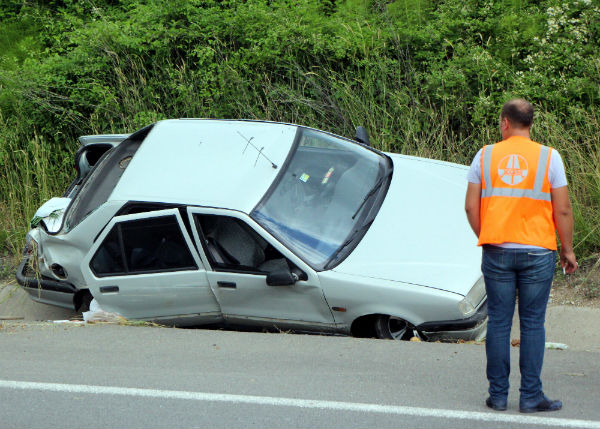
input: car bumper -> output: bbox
[16,248,76,309]
[417,300,488,341]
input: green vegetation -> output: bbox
[1,0,598,271]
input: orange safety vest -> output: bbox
[478,136,557,250]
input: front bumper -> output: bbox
[417,300,488,341]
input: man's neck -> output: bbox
[502,129,530,140]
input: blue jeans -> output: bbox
[482,245,556,406]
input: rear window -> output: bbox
[90,215,197,276]
[63,125,153,232]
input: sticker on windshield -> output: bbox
[299,173,310,182]
[322,167,335,184]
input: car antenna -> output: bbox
[237,131,278,169]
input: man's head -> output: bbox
[500,98,533,139]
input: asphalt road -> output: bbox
[1,323,599,429]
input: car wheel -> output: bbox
[374,315,413,340]
[73,289,93,312]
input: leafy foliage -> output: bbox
[0,0,599,259]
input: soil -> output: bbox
[549,255,600,308]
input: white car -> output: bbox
[17,119,487,341]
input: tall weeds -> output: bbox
[2,63,598,261]
[0,114,71,257]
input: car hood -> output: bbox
[332,154,481,296]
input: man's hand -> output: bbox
[551,186,578,274]
[560,248,578,274]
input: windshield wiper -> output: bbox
[325,219,375,269]
[351,169,393,220]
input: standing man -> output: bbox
[464,99,578,413]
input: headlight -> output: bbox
[458,276,486,316]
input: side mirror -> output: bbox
[355,126,370,146]
[266,270,298,286]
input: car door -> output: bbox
[187,207,336,331]
[81,208,221,324]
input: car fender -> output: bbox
[318,270,464,331]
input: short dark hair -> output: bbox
[501,99,534,128]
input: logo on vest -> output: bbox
[498,154,528,186]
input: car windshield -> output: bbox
[252,128,385,268]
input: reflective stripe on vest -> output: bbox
[481,145,551,201]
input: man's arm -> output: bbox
[465,182,482,237]
[550,186,578,273]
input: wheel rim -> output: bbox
[387,317,409,340]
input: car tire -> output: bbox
[374,315,414,340]
[73,289,93,312]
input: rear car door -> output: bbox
[187,207,335,331]
[81,209,221,323]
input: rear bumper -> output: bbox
[16,247,77,309]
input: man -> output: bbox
[464,99,578,413]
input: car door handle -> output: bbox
[217,281,236,289]
[100,286,119,293]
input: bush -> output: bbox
[1,0,598,261]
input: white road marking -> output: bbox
[1,379,599,428]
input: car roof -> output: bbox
[109,119,298,214]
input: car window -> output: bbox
[63,143,114,198]
[252,128,384,269]
[90,215,197,276]
[64,125,153,232]
[193,214,291,275]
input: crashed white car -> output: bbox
[17,119,486,341]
